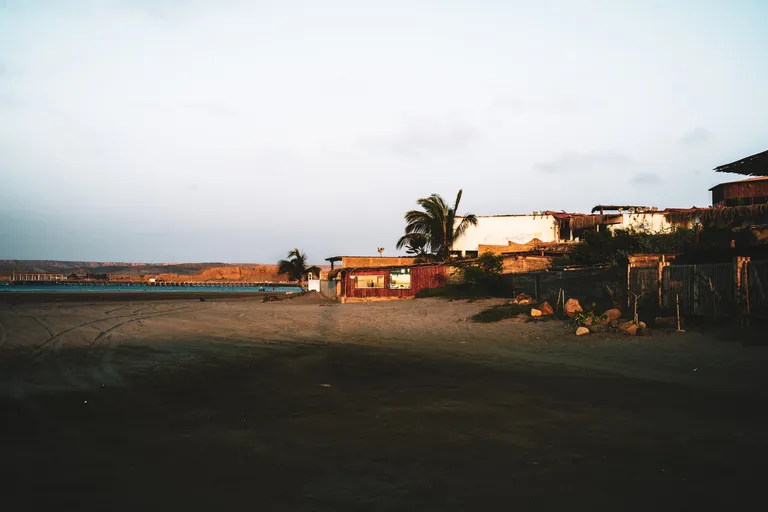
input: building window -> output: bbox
[389,268,411,289]
[355,275,385,288]
[464,250,479,259]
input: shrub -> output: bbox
[454,252,504,294]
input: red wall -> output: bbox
[713,179,768,206]
[342,265,446,299]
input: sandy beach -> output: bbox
[1,294,767,509]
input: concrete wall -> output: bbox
[478,241,545,255]
[340,256,418,268]
[307,279,321,292]
[607,213,676,233]
[453,215,559,255]
[500,255,552,274]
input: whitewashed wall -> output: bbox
[453,215,559,255]
[607,213,677,233]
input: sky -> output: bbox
[1,0,767,263]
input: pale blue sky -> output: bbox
[1,0,766,262]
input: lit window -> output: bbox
[355,275,385,288]
[389,268,411,289]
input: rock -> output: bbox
[530,308,543,317]
[655,316,676,327]
[583,316,593,327]
[564,298,583,318]
[512,293,535,305]
[602,308,621,324]
[609,319,619,328]
[539,302,554,316]
[575,327,590,336]
[618,321,638,336]
[638,321,647,329]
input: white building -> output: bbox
[452,208,690,257]
[606,211,677,233]
[452,214,561,257]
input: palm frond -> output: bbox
[396,190,476,261]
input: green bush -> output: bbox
[453,252,505,294]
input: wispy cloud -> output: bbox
[0,94,17,108]
[493,96,595,114]
[0,62,23,80]
[382,119,478,158]
[135,101,238,117]
[679,127,712,146]
[631,172,661,185]
[115,0,201,21]
[533,151,633,174]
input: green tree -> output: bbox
[395,189,478,261]
[277,248,321,282]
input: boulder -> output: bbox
[539,302,554,316]
[564,298,583,318]
[576,327,590,336]
[512,293,535,305]
[602,308,622,324]
[530,308,543,317]
[582,316,593,327]
[618,321,638,336]
[638,321,647,329]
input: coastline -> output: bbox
[0,291,298,304]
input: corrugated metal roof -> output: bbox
[708,176,768,190]
[714,149,768,176]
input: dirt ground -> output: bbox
[1,294,767,510]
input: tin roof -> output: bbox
[714,149,768,176]
[708,176,768,190]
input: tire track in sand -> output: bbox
[31,303,187,358]
[92,304,212,385]
[89,303,211,348]
[5,303,210,397]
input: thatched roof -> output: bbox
[665,204,768,225]
[714,149,768,176]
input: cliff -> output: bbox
[152,265,283,282]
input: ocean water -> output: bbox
[0,283,303,293]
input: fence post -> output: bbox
[745,258,751,317]
[692,265,699,315]
[657,260,664,309]
[734,256,750,317]
[627,263,632,308]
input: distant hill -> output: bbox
[0,260,330,282]
[0,260,232,276]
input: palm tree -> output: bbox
[395,189,478,261]
[277,248,321,282]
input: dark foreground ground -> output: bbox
[2,342,767,511]
[1,297,767,510]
